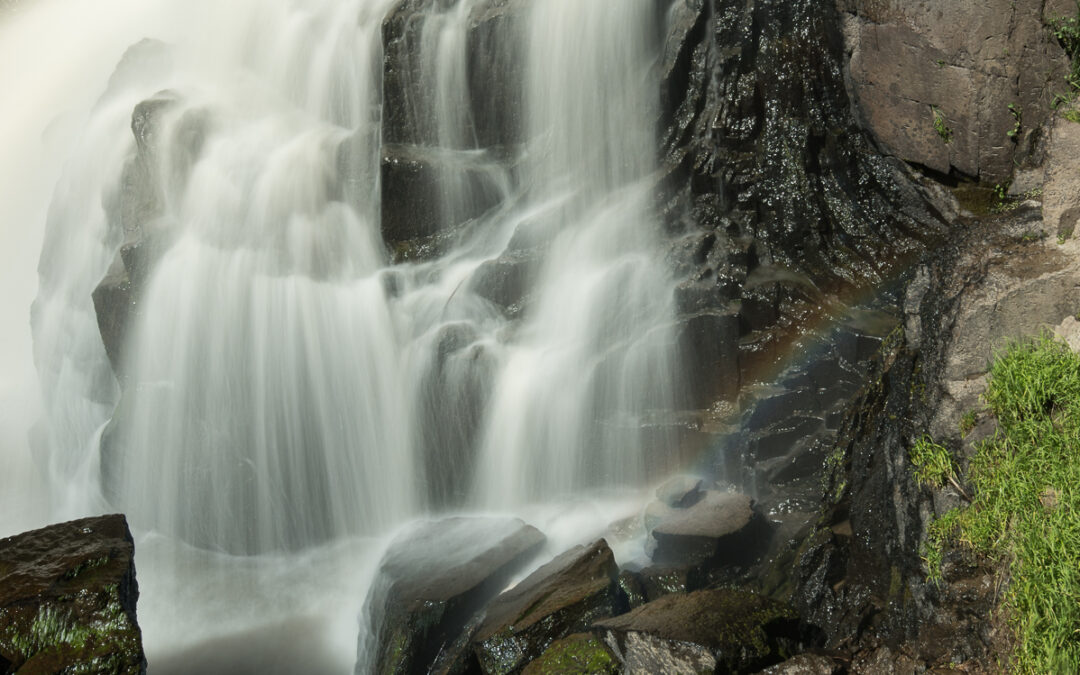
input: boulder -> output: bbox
[471,539,622,674]
[594,589,803,674]
[0,515,146,674]
[647,491,768,567]
[358,517,545,675]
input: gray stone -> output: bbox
[839,0,1069,183]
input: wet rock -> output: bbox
[359,517,545,675]
[595,589,804,674]
[653,474,708,509]
[471,539,621,674]
[754,653,840,674]
[380,143,508,245]
[0,515,146,674]
[468,249,538,313]
[648,491,768,567]
[520,633,620,675]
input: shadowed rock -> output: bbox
[0,515,146,674]
[595,589,803,675]
[359,517,545,675]
[471,539,622,675]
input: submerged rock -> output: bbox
[594,589,803,674]
[359,517,545,675]
[0,515,146,674]
[471,539,622,675]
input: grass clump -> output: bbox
[910,436,955,488]
[928,334,1080,672]
[931,105,953,144]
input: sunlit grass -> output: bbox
[919,334,1080,672]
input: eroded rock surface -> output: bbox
[0,515,145,674]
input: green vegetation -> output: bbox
[1050,2,1080,107]
[1007,103,1022,139]
[959,410,978,437]
[931,105,953,144]
[918,335,1080,672]
[909,436,955,488]
[1064,108,1080,123]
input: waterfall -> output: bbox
[11,0,684,668]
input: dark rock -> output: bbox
[359,517,545,675]
[0,515,146,674]
[675,311,741,406]
[595,589,804,674]
[520,633,620,675]
[380,143,509,246]
[615,571,648,610]
[471,539,621,675]
[468,249,538,313]
[635,566,689,602]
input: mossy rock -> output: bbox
[0,514,146,674]
[521,633,619,675]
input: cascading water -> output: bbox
[8,0,684,670]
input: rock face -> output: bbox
[471,539,622,675]
[838,0,1070,183]
[594,589,804,674]
[661,0,943,408]
[791,194,1080,665]
[0,515,146,674]
[359,517,545,675]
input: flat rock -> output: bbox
[472,539,621,675]
[358,517,545,675]
[0,514,146,674]
[649,491,766,565]
[595,589,802,675]
[754,653,840,674]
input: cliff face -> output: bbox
[838,0,1071,183]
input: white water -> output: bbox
[2,0,682,670]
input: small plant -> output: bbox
[1064,108,1080,123]
[959,410,978,437]
[1050,2,1080,104]
[931,105,953,144]
[1007,103,1022,139]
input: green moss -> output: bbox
[523,634,617,675]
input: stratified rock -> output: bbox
[471,539,621,674]
[358,517,545,675]
[595,589,802,675]
[0,515,146,674]
[521,633,620,675]
[653,474,707,509]
[648,491,767,567]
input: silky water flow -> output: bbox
[2,0,684,671]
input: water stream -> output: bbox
[1,0,683,670]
